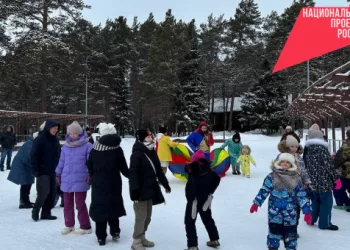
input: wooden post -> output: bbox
[340,116,345,142]
[332,119,336,153]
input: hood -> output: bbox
[132,141,149,153]
[93,134,121,151]
[305,138,329,149]
[278,140,304,154]
[43,120,60,136]
[4,125,14,133]
[65,130,88,143]
[240,145,251,155]
[195,121,209,133]
[271,153,298,172]
[156,133,164,141]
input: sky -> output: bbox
[83,0,348,26]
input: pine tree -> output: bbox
[177,20,208,129]
[106,17,133,136]
[240,60,288,133]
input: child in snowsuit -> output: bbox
[184,150,221,250]
[250,153,312,250]
[56,121,93,235]
[278,135,311,237]
[156,125,178,175]
[220,132,242,175]
[237,145,255,178]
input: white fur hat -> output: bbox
[286,135,299,147]
[97,123,116,136]
[274,153,297,170]
[285,126,293,131]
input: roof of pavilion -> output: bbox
[287,61,350,121]
[0,110,104,122]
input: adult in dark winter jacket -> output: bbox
[280,125,300,142]
[30,120,61,222]
[87,123,129,246]
[7,126,44,209]
[303,123,338,231]
[0,125,17,171]
[184,150,221,250]
[333,129,350,212]
[129,129,171,250]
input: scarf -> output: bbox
[65,138,89,148]
[93,142,119,151]
[144,142,155,150]
[272,167,301,192]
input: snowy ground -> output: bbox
[0,133,350,250]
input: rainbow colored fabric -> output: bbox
[169,144,230,181]
[210,148,231,177]
[168,144,192,181]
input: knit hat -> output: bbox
[232,132,240,141]
[136,129,152,142]
[97,123,116,136]
[274,153,297,170]
[159,125,167,134]
[286,135,299,147]
[191,150,206,162]
[285,126,293,131]
[308,123,324,140]
[67,121,83,135]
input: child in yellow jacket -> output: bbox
[237,145,255,178]
[156,126,179,174]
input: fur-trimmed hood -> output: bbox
[241,145,251,155]
[305,138,328,149]
[278,140,304,154]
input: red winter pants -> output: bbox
[64,192,91,229]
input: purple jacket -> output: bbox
[56,131,93,192]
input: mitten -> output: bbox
[191,199,198,219]
[164,183,171,193]
[250,203,258,213]
[202,194,213,211]
[304,213,312,225]
[85,175,92,185]
[56,175,61,185]
[335,179,342,190]
[131,189,140,201]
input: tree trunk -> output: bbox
[228,87,236,132]
[40,3,49,112]
[210,86,215,124]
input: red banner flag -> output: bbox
[273,7,350,73]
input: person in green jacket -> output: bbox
[220,132,242,175]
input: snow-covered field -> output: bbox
[0,133,349,250]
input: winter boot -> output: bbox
[232,171,237,175]
[347,208,350,212]
[131,239,145,250]
[141,235,155,247]
[187,247,199,250]
[236,170,241,175]
[112,233,120,241]
[207,240,220,248]
[19,201,33,209]
[61,227,75,235]
[74,228,92,234]
[326,224,339,231]
[41,215,57,220]
[268,248,278,250]
[32,210,39,222]
[98,239,106,246]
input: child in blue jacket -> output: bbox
[250,153,312,250]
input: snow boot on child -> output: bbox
[187,247,199,250]
[61,227,75,235]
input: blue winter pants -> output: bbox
[311,191,333,229]
[267,223,297,250]
[0,147,12,170]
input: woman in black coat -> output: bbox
[87,132,129,246]
[129,129,171,250]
